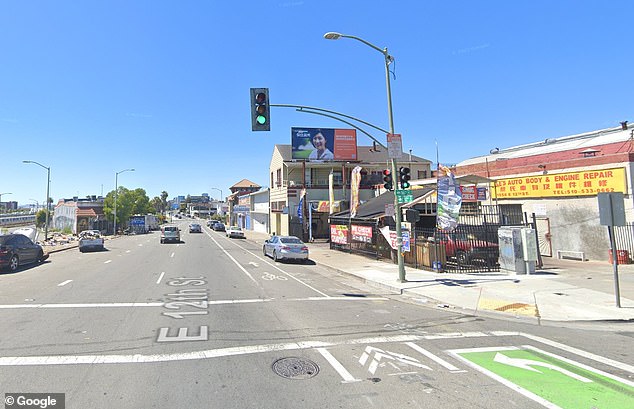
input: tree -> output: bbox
[103,186,152,230]
[35,209,49,228]
[161,191,169,213]
[151,196,162,214]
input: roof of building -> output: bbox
[330,187,435,219]
[230,179,261,189]
[273,144,431,165]
[458,124,633,166]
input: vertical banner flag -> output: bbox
[350,166,362,218]
[437,165,462,231]
[329,170,335,214]
[298,188,306,223]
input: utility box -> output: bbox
[498,227,536,275]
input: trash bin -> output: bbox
[608,249,630,264]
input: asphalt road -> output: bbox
[1,220,633,409]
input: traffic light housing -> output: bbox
[383,169,393,191]
[399,167,411,189]
[250,88,270,131]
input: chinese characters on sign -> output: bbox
[491,168,627,199]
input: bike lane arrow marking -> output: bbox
[448,345,634,409]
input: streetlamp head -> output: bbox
[323,32,342,40]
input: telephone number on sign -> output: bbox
[552,187,616,195]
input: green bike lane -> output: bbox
[449,344,634,409]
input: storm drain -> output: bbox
[272,357,319,380]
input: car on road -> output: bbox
[160,225,181,244]
[79,230,105,252]
[263,235,309,263]
[226,226,245,239]
[189,223,202,233]
[0,233,48,272]
[212,222,225,232]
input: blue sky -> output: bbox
[2,1,633,206]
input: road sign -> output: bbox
[387,134,402,159]
[396,189,413,204]
[450,346,634,409]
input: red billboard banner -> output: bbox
[333,129,357,160]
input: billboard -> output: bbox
[291,127,357,161]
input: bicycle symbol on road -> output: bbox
[262,272,288,281]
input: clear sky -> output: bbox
[3,1,633,206]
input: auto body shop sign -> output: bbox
[491,168,627,199]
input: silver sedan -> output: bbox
[262,235,309,263]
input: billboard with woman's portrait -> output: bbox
[291,127,357,161]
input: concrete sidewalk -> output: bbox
[245,230,634,323]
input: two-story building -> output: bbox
[268,144,432,239]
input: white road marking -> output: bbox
[0,335,423,366]
[125,250,131,253]
[156,272,165,284]
[0,296,388,310]
[520,333,634,374]
[57,280,73,287]
[316,348,362,383]
[493,351,593,383]
[213,232,329,297]
[170,252,175,258]
[104,260,112,264]
[404,342,464,372]
[205,234,258,285]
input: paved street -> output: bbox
[1,220,633,408]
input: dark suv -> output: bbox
[0,234,48,272]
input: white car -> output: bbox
[226,226,245,239]
[263,235,309,263]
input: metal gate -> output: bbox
[535,217,552,257]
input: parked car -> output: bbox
[79,230,105,252]
[212,222,226,232]
[160,225,181,244]
[0,233,48,272]
[226,226,245,239]
[435,231,499,266]
[263,235,309,263]
[189,223,202,233]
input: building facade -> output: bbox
[454,123,634,261]
[268,144,432,240]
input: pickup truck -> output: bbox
[437,232,498,266]
[79,230,105,252]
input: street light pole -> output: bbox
[114,168,135,235]
[29,199,39,214]
[324,31,407,282]
[210,187,223,218]
[23,160,51,242]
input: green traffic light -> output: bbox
[256,115,267,125]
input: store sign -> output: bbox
[330,225,349,244]
[351,225,372,243]
[460,186,477,202]
[491,168,627,199]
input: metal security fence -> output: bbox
[329,204,529,273]
[613,223,634,263]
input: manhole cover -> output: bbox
[273,357,319,380]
